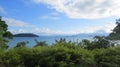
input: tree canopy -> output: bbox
[0,16,12,49]
[108,18,120,40]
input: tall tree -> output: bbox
[108,18,120,40]
[0,16,12,49]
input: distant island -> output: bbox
[13,33,39,37]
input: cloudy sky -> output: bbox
[0,0,119,35]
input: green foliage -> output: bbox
[0,49,6,67]
[81,36,113,50]
[81,39,93,50]
[92,36,112,48]
[108,18,120,40]
[14,41,29,48]
[34,39,48,47]
[53,38,81,49]
[3,49,22,67]
[93,47,120,67]
[0,39,119,67]
[0,16,12,49]
[0,17,120,67]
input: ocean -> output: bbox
[8,36,92,48]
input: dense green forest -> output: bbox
[0,17,120,67]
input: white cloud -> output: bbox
[30,28,67,35]
[1,17,117,35]
[3,17,34,27]
[2,17,63,35]
[102,22,116,33]
[0,6,7,14]
[33,0,120,19]
[41,12,60,20]
[31,22,116,35]
[41,15,60,20]
[75,22,116,34]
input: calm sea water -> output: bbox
[8,36,92,48]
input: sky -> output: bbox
[0,0,119,35]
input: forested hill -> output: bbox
[13,33,39,37]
